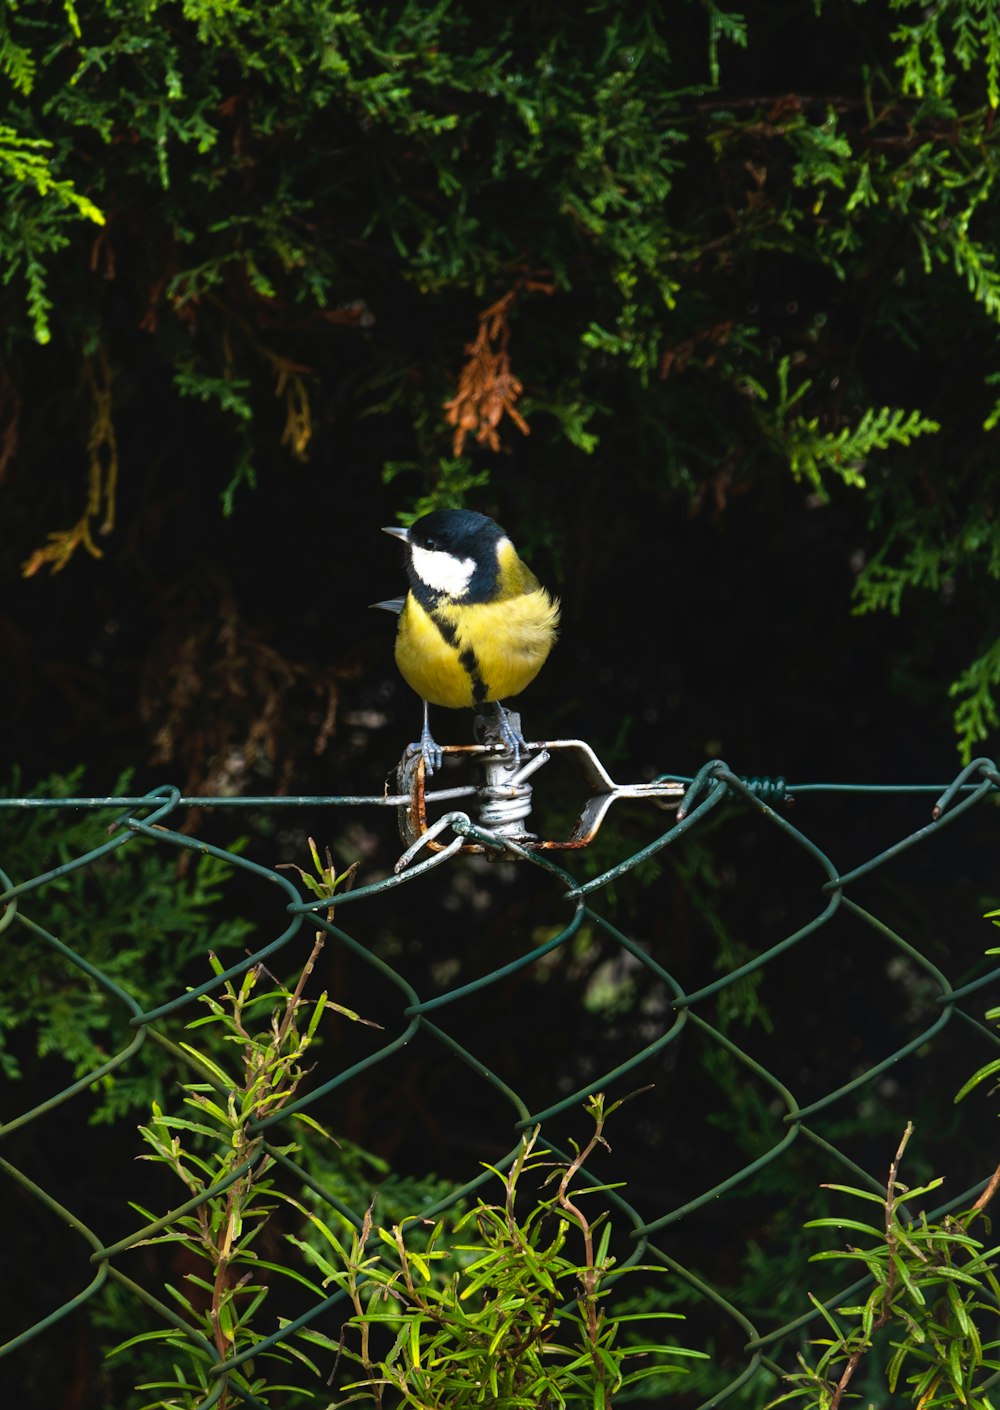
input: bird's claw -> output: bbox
[399,700,445,784]
[402,729,443,786]
[472,704,528,771]
[403,704,529,788]
[419,715,444,776]
[496,706,526,769]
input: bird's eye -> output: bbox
[424,536,437,551]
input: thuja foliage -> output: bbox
[4,1,1000,763]
[0,768,253,1120]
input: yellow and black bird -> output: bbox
[374,509,560,774]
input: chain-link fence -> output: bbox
[2,745,1000,1407]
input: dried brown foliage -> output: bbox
[139,571,358,800]
[0,364,21,483]
[22,346,119,576]
[658,320,734,379]
[444,282,552,456]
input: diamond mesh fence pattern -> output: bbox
[2,753,1000,1407]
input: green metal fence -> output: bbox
[2,747,1000,1407]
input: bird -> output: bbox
[373,508,560,776]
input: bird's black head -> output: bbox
[404,510,508,602]
[409,509,505,557]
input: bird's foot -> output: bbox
[402,709,444,784]
[474,703,528,771]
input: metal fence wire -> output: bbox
[2,745,1000,1408]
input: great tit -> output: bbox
[374,509,560,774]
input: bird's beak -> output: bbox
[382,525,410,543]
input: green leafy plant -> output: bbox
[773,920,1000,1410]
[114,1009,705,1410]
[110,867,370,1407]
[772,1123,1000,1410]
[294,1091,706,1408]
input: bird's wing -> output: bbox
[370,596,405,615]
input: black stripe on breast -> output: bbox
[459,647,489,704]
[430,608,488,703]
[429,609,459,647]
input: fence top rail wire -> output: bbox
[0,778,992,809]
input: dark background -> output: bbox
[3,3,1000,1405]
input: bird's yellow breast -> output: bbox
[394,586,559,710]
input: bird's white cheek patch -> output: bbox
[411,544,476,597]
